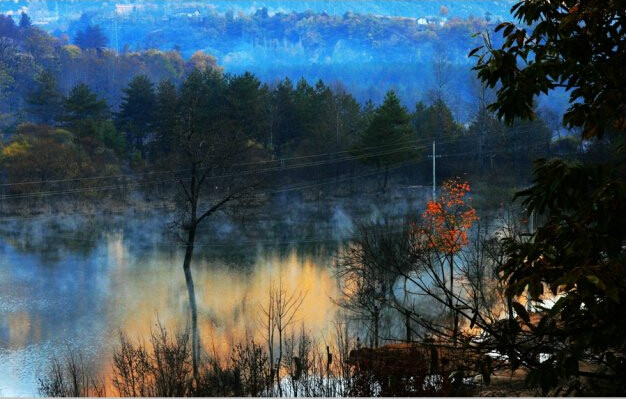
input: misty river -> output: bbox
[0,189,429,396]
[0,214,347,396]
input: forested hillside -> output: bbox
[0,9,594,209]
[0,1,530,115]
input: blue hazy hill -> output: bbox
[2,1,570,122]
[1,1,514,23]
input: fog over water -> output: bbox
[0,188,430,396]
[0,217,336,396]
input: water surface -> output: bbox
[0,213,342,396]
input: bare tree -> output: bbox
[230,339,272,396]
[111,325,193,397]
[259,278,306,396]
[334,219,411,348]
[274,278,306,396]
[258,281,277,390]
[469,77,498,173]
[334,203,542,389]
[169,68,264,385]
[428,48,452,105]
[38,350,106,397]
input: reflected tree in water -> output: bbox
[166,68,265,385]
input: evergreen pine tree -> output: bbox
[19,12,32,29]
[224,72,268,143]
[151,79,178,161]
[271,78,296,155]
[27,69,62,124]
[74,25,107,49]
[117,75,156,157]
[58,83,109,128]
[358,90,417,191]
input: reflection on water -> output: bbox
[0,215,341,397]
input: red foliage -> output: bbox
[420,178,478,254]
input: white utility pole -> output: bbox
[428,140,441,200]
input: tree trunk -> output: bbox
[405,309,412,342]
[373,306,379,348]
[449,254,458,345]
[183,224,200,387]
[382,166,389,193]
[277,327,283,397]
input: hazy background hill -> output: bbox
[0,1,527,118]
[1,0,569,123]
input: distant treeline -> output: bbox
[1,7,513,114]
[0,12,601,206]
[0,13,216,121]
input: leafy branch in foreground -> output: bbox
[472,0,626,394]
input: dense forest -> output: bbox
[1,0,569,114]
[0,10,590,210]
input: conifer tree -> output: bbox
[358,90,417,191]
[151,79,178,161]
[224,72,269,143]
[74,25,107,49]
[19,12,32,29]
[117,75,156,157]
[58,83,109,127]
[27,69,62,124]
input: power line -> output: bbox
[0,167,528,249]
[0,159,415,218]
[0,135,435,188]
[0,126,562,204]
[0,125,546,188]
[0,138,565,202]
[0,145,426,199]
[0,160,535,252]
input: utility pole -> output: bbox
[428,140,441,200]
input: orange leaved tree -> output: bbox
[421,178,477,343]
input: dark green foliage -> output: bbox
[500,159,626,394]
[472,0,626,394]
[174,68,230,154]
[151,79,179,161]
[472,0,626,139]
[116,75,156,156]
[27,69,62,124]
[550,136,581,159]
[270,78,297,154]
[96,120,126,157]
[413,99,461,144]
[360,90,415,159]
[0,14,18,40]
[465,105,506,173]
[74,25,107,49]
[0,11,554,189]
[334,86,366,150]
[19,12,31,29]
[413,99,462,168]
[224,72,270,144]
[59,83,109,126]
[357,90,419,190]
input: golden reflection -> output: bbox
[101,234,340,382]
[6,311,33,348]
